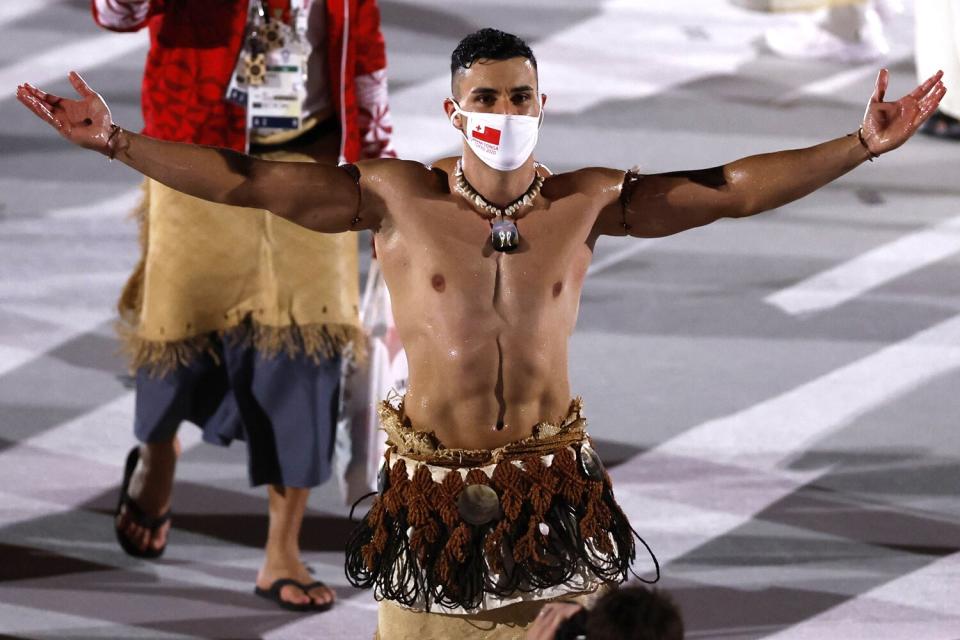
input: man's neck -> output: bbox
[460,150,537,207]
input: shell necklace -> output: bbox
[453,158,544,252]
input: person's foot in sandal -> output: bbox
[115,438,179,557]
[255,559,336,611]
[254,484,336,610]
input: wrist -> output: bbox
[854,127,879,162]
[104,124,124,160]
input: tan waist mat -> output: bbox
[117,151,361,375]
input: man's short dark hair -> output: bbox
[450,28,537,92]
[584,586,685,640]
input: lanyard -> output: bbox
[237,0,311,131]
[259,0,311,24]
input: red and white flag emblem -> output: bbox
[471,125,501,146]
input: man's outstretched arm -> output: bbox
[16,71,372,233]
[596,69,946,238]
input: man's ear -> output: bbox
[444,97,463,129]
[540,93,548,111]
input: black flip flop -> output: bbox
[254,578,334,612]
[300,580,336,612]
[114,446,171,559]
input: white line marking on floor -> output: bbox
[0,486,267,592]
[0,271,131,300]
[0,1,61,28]
[0,306,115,377]
[773,53,911,106]
[761,552,960,639]
[612,462,823,568]
[0,30,148,103]
[0,601,189,639]
[588,238,660,277]
[21,393,137,466]
[0,343,38,376]
[49,187,142,220]
[261,599,379,640]
[608,312,960,569]
[0,188,141,376]
[767,215,960,316]
[659,313,960,471]
[16,388,208,468]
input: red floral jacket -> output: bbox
[91,0,395,162]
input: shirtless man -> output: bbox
[18,27,945,640]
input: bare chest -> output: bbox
[376,192,599,308]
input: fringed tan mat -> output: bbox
[116,153,361,374]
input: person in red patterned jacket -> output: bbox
[92,0,395,612]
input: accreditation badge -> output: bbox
[247,39,306,130]
[225,0,310,131]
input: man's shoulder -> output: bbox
[543,166,626,200]
[355,157,448,193]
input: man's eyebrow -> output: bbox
[468,85,535,95]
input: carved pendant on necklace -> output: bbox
[491,217,520,252]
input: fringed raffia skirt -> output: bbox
[345,398,658,636]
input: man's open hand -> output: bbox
[16,71,114,155]
[862,68,946,156]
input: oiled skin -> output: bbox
[16,65,945,449]
[367,158,624,448]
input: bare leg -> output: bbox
[256,485,337,607]
[116,437,180,553]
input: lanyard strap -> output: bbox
[259,0,311,23]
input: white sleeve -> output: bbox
[355,68,397,159]
[92,0,152,32]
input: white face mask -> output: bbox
[449,99,544,171]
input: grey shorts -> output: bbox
[133,327,341,489]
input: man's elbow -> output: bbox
[221,155,268,208]
[716,168,762,219]
[723,185,770,219]
[728,199,760,219]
